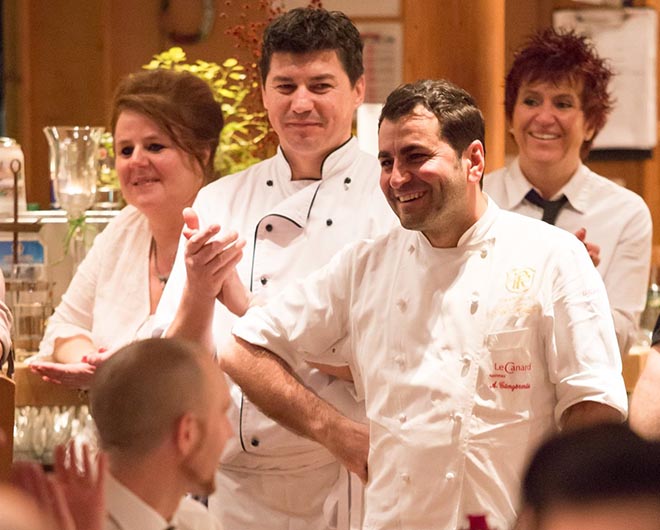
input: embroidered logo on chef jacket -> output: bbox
[486,329,533,396]
[505,267,535,293]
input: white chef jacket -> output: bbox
[36,205,155,359]
[483,159,652,356]
[157,137,397,527]
[233,198,628,530]
[105,473,222,530]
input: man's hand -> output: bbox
[182,207,247,301]
[574,227,601,267]
[11,459,77,530]
[29,361,96,389]
[53,441,106,530]
[307,361,354,382]
[326,418,369,483]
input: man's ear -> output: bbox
[174,412,201,458]
[464,140,486,184]
[353,75,366,108]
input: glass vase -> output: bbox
[43,126,104,269]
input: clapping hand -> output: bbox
[11,442,106,530]
[575,227,601,267]
[182,207,250,315]
[53,441,106,530]
[30,360,97,390]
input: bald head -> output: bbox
[90,338,219,460]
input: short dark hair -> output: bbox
[505,28,613,156]
[90,338,209,458]
[111,69,224,183]
[259,8,364,86]
[379,79,485,158]
[523,423,660,517]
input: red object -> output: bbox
[468,514,492,530]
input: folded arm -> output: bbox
[220,335,369,481]
[561,400,624,431]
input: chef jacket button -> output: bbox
[480,248,488,259]
[398,413,407,424]
[453,412,464,422]
[250,437,260,447]
[326,219,333,226]
[260,276,268,285]
[400,472,410,483]
[344,177,351,185]
[266,179,273,187]
[445,471,456,481]
[265,224,273,232]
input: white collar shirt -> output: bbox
[105,474,222,530]
[36,205,155,359]
[233,198,628,530]
[483,158,652,355]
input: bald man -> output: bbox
[90,338,231,530]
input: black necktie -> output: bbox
[524,189,568,225]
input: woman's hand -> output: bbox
[574,227,601,267]
[29,361,97,389]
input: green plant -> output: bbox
[143,47,275,176]
[97,131,117,188]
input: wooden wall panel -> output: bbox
[5,0,660,244]
[402,0,506,172]
[6,0,254,208]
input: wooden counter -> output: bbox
[13,362,87,407]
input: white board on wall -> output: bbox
[553,8,658,150]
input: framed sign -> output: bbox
[554,8,658,150]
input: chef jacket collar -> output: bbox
[274,137,358,183]
[415,195,499,252]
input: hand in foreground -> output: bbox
[53,441,106,530]
[328,419,370,483]
[574,227,601,267]
[181,207,247,304]
[11,460,76,530]
[30,361,96,390]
